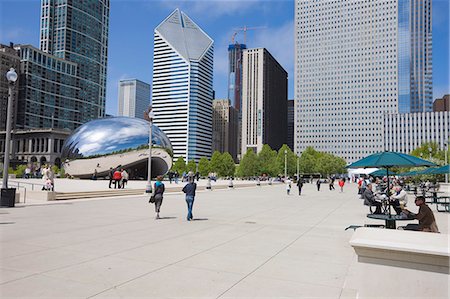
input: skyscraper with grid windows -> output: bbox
[151,9,214,161]
[294,0,433,163]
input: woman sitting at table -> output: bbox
[402,196,439,233]
[390,185,408,215]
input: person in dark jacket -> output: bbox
[182,177,197,221]
[108,167,114,188]
[297,178,304,196]
[316,179,321,191]
[153,175,165,219]
[362,184,382,214]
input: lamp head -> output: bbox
[6,68,17,83]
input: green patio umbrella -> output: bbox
[347,152,436,215]
[427,164,450,175]
[369,169,396,177]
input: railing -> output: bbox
[0,181,27,203]
[7,180,42,191]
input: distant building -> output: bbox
[433,95,449,112]
[295,0,433,162]
[212,99,238,161]
[384,111,450,153]
[287,100,294,151]
[15,45,80,130]
[118,79,151,119]
[0,128,70,167]
[151,9,214,161]
[40,0,110,121]
[0,43,20,131]
[241,48,287,154]
[228,43,246,112]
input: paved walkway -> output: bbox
[0,183,448,298]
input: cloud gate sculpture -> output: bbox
[61,117,173,179]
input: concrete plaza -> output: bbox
[0,182,448,298]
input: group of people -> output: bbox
[108,167,129,189]
[361,180,439,233]
[285,176,348,195]
[150,175,197,221]
[41,165,55,191]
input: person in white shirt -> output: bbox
[390,185,408,215]
[121,169,129,189]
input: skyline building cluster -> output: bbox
[1,1,448,170]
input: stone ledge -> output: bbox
[350,228,449,274]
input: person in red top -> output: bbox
[113,169,122,189]
[338,178,345,192]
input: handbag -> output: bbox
[149,195,155,203]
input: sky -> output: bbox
[0,0,448,117]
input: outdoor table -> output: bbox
[366,214,412,229]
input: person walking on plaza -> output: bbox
[316,178,321,191]
[108,167,114,188]
[182,177,197,221]
[286,177,292,195]
[113,168,122,189]
[338,178,345,192]
[121,169,129,189]
[153,175,165,219]
[329,177,335,190]
[297,177,303,196]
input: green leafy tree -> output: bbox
[276,144,297,176]
[186,159,197,172]
[172,156,186,174]
[197,157,210,176]
[237,149,259,177]
[410,141,447,163]
[209,151,222,173]
[219,152,236,177]
[258,144,279,176]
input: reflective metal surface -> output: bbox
[61,117,173,179]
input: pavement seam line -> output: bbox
[215,197,350,299]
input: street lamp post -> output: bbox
[144,107,155,193]
[2,68,18,190]
[428,146,432,160]
[296,156,299,180]
[445,142,448,184]
[284,149,287,179]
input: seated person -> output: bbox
[402,196,439,233]
[362,183,383,214]
[390,185,408,215]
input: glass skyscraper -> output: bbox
[295,0,433,162]
[228,43,246,112]
[151,9,214,161]
[40,0,110,121]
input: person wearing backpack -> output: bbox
[182,177,197,221]
[153,176,165,220]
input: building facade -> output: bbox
[287,100,294,151]
[384,112,449,153]
[15,45,80,130]
[40,0,110,122]
[433,95,449,112]
[212,99,238,161]
[295,0,433,162]
[0,128,70,167]
[241,48,288,154]
[118,79,151,119]
[151,9,214,161]
[0,44,20,131]
[228,43,247,112]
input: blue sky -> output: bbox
[1,0,448,116]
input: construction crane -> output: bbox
[231,25,266,44]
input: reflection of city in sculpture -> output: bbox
[61,117,173,179]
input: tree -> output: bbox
[410,141,447,163]
[237,149,259,177]
[209,151,222,174]
[220,152,236,177]
[198,157,210,177]
[172,156,186,174]
[258,144,279,176]
[276,144,297,176]
[186,159,197,172]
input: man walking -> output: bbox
[182,177,197,221]
[108,167,114,188]
[297,177,304,196]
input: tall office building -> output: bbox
[287,100,294,151]
[0,43,20,131]
[40,0,110,121]
[212,99,238,161]
[241,48,287,154]
[151,9,214,161]
[228,43,247,112]
[118,79,151,119]
[295,0,433,162]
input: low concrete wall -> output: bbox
[348,228,449,298]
